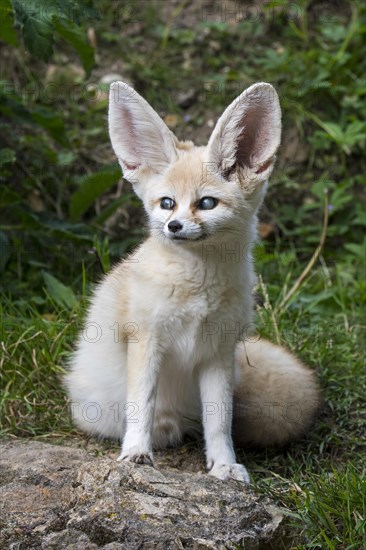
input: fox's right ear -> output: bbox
[108,82,178,195]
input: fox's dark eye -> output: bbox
[160,197,175,210]
[199,197,218,210]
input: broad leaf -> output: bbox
[0,0,18,46]
[53,17,94,75]
[10,0,96,67]
[70,165,122,222]
[22,16,53,61]
[93,194,135,225]
[31,107,69,147]
[42,271,78,309]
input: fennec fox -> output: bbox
[65,82,319,482]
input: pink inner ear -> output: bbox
[236,104,272,169]
[255,157,273,174]
[118,104,139,164]
[123,161,140,171]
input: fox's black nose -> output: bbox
[168,220,183,233]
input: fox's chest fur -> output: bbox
[112,237,254,368]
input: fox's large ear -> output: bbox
[108,82,178,192]
[206,83,281,188]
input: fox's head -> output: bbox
[108,82,281,245]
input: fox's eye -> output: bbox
[160,197,175,210]
[199,197,218,210]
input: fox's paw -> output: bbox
[117,449,154,466]
[208,463,250,483]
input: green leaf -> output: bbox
[70,165,122,222]
[53,16,94,75]
[0,86,33,124]
[93,193,135,225]
[11,0,54,61]
[0,186,21,206]
[57,151,76,166]
[30,215,93,242]
[22,16,53,61]
[10,0,97,65]
[31,107,69,147]
[0,0,18,46]
[343,121,366,148]
[344,238,366,260]
[42,271,77,309]
[321,122,345,142]
[0,148,16,166]
[12,0,78,26]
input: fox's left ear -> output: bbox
[206,83,281,188]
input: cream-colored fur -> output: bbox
[233,340,320,446]
[65,82,319,483]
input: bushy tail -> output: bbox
[232,339,320,447]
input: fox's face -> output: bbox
[142,149,250,244]
[108,82,281,245]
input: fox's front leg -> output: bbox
[199,359,250,483]
[117,334,160,466]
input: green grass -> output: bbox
[1,0,365,547]
[245,263,366,548]
[0,298,78,437]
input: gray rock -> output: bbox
[0,441,290,549]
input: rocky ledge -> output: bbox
[0,440,290,549]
